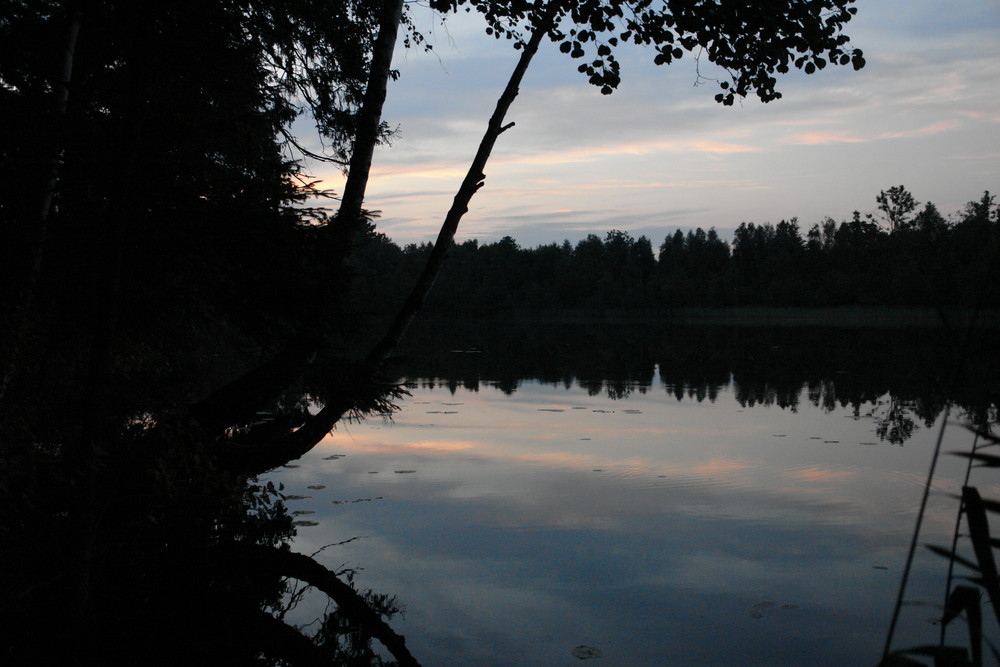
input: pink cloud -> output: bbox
[879,119,961,139]
[788,130,864,145]
[499,138,759,166]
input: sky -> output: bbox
[306,0,1000,248]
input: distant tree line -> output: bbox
[355,187,999,314]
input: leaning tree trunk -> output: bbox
[187,0,405,440]
[329,0,405,254]
[234,4,560,477]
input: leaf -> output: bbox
[942,585,982,666]
[877,653,925,666]
[926,544,981,573]
[952,452,1000,468]
[885,645,973,666]
[962,486,1000,626]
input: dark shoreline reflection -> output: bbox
[276,318,998,666]
[395,320,999,444]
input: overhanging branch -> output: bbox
[240,4,560,475]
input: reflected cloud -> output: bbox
[783,466,857,484]
[272,362,984,667]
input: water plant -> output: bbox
[880,423,1000,666]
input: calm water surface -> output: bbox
[271,391,992,662]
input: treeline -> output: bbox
[355,188,999,313]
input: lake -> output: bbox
[268,321,999,666]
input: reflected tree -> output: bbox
[394,322,998,446]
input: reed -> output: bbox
[881,426,1000,666]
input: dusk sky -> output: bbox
[309,0,1000,248]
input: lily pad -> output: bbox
[571,645,602,659]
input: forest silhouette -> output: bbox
[354,188,999,315]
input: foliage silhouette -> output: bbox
[2,0,872,663]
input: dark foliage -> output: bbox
[353,188,1000,316]
[1,1,873,663]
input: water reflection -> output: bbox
[398,323,998,446]
[275,327,997,666]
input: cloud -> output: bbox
[787,130,865,145]
[947,152,1000,162]
[482,137,761,168]
[878,119,962,139]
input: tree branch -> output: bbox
[249,609,329,667]
[216,543,421,667]
[238,4,560,476]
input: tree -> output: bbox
[0,2,422,663]
[1,0,869,662]
[876,185,919,232]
